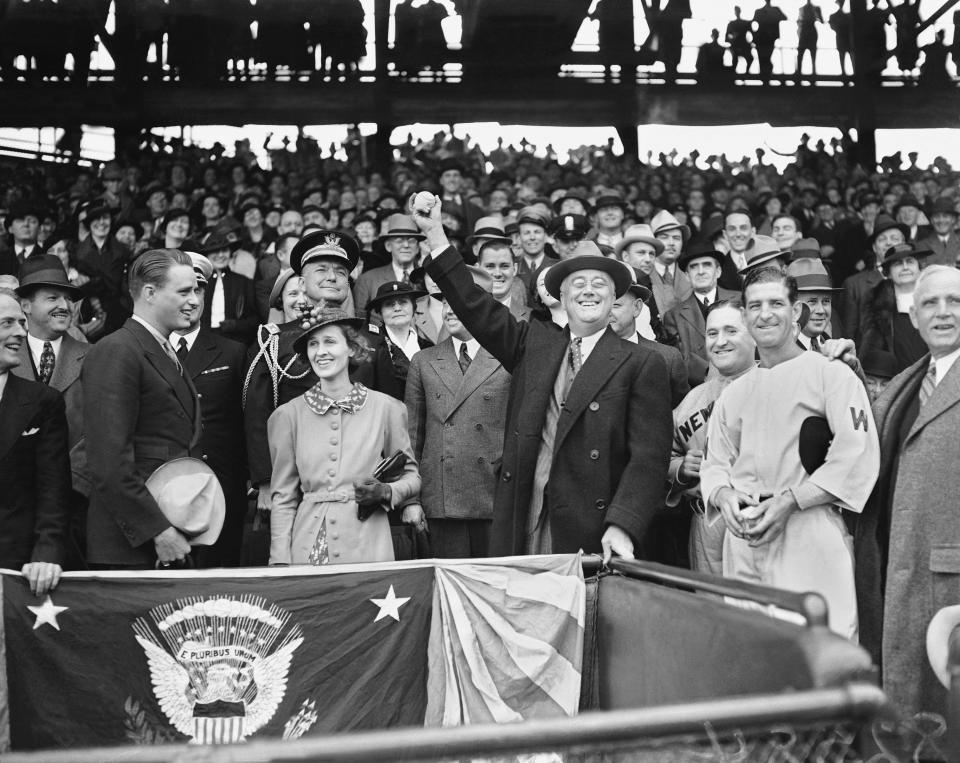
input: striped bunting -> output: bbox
[425,553,585,726]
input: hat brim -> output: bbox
[614,235,665,257]
[466,233,511,245]
[655,223,692,243]
[145,458,225,546]
[553,196,594,215]
[882,248,933,269]
[742,251,788,272]
[268,269,298,310]
[380,231,426,242]
[292,315,366,356]
[868,222,911,246]
[365,289,428,313]
[544,255,633,301]
[16,278,84,301]
[291,231,361,274]
[625,283,652,302]
[678,251,725,270]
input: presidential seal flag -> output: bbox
[0,555,585,753]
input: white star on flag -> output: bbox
[370,585,410,623]
[27,595,68,631]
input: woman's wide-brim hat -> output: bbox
[365,280,428,313]
[543,245,633,300]
[145,458,225,547]
[292,308,365,356]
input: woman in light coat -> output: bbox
[267,309,420,565]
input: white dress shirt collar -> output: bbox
[171,326,201,353]
[933,346,960,387]
[132,314,172,349]
[27,334,62,371]
[452,337,481,360]
[570,326,606,364]
[385,326,421,361]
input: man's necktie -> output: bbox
[810,334,821,352]
[402,267,411,284]
[177,337,189,362]
[663,267,674,286]
[919,360,937,406]
[569,337,583,378]
[458,343,472,374]
[699,295,710,319]
[38,341,55,384]
[161,339,183,375]
[210,273,225,328]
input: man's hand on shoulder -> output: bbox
[154,526,191,565]
[819,337,860,373]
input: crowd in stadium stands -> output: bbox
[1,128,960,731]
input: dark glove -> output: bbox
[354,478,391,521]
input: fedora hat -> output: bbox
[290,228,361,274]
[743,235,788,272]
[650,209,691,243]
[292,308,365,356]
[614,223,664,258]
[787,257,841,292]
[543,244,632,300]
[894,193,923,214]
[550,213,591,241]
[678,240,725,271]
[365,280,428,314]
[380,213,426,241]
[868,214,910,246]
[593,191,628,211]
[466,216,511,246]
[861,349,899,380]
[431,265,493,300]
[930,197,958,217]
[15,254,83,300]
[880,242,933,270]
[268,267,298,310]
[552,190,593,215]
[145,458,225,547]
[789,237,822,261]
[200,231,237,255]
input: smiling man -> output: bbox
[413,194,671,563]
[856,265,960,733]
[83,248,203,569]
[477,240,531,321]
[701,266,880,639]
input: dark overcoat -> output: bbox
[426,245,672,556]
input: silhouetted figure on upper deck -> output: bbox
[658,0,691,84]
[919,29,952,88]
[592,0,636,82]
[795,0,823,82]
[891,0,921,76]
[394,0,450,78]
[696,28,733,84]
[752,0,786,82]
[726,5,754,75]
[829,0,852,80]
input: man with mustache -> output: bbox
[12,256,88,566]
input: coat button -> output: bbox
[475,423,483,431]
[202,454,208,461]
[590,449,599,460]
[328,469,336,477]
[596,499,606,510]
[329,518,336,525]
[330,438,338,445]
[330,454,338,461]
[589,401,599,411]
[331,533,339,540]
[436,393,441,399]
[331,422,339,430]
[333,551,340,558]
[477,456,484,464]
[197,393,203,399]
[483,394,491,400]
[503,471,512,482]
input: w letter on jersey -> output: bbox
[850,407,868,432]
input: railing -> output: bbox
[609,557,830,628]
[3,682,891,763]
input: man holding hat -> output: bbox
[404,266,512,559]
[650,210,694,315]
[663,241,739,388]
[244,228,374,517]
[12,256,89,561]
[788,257,843,352]
[411,194,671,563]
[841,213,909,345]
[352,213,426,317]
[172,252,248,567]
[917,197,960,267]
[84,248,203,569]
[0,283,73,593]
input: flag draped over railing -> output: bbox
[0,554,584,752]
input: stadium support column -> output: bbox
[849,0,877,170]
[373,0,395,169]
[616,125,639,159]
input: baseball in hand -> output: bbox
[411,191,437,216]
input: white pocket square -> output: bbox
[22,427,39,437]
